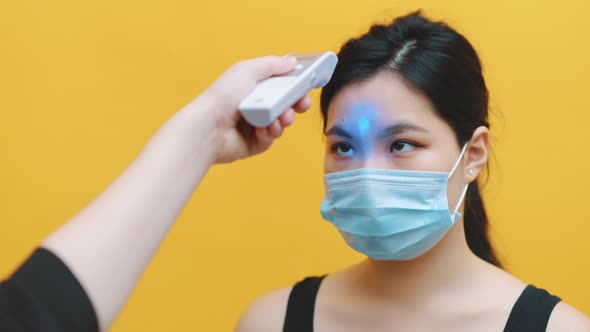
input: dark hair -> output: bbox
[320,11,501,267]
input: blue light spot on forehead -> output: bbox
[346,103,381,138]
[358,116,370,137]
[336,102,384,156]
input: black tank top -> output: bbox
[283,276,561,332]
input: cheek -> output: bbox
[407,151,448,172]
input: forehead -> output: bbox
[326,71,436,129]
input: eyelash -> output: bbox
[390,140,424,153]
[329,140,425,155]
[330,142,353,154]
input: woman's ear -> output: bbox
[464,126,489,182]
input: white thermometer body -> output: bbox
[239,52,338,127]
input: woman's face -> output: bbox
[324,71,473,210]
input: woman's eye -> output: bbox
[332,143,355,156]
[390,141,417,154]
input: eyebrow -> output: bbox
[324,123,428,139]
[324,126,354,138]
[380,123,428,138]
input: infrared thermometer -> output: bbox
[239,52,338,127]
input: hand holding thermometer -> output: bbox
[239,52,338,127]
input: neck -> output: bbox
[355,219,484,302]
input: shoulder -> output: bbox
[547,301,590,332]
[235,286,293,332]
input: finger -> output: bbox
[278,109,295,128]
[292,95,312,113]
[240,55,297,82]
[255,127,274,150]
[267,119,283,139]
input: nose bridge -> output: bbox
[360,149,389,169]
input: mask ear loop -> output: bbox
[448,144,470,217]
[448,144,468,179]
[452,184,469,217]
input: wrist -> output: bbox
[170,93,219,167]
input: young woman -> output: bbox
[236,11,590,332]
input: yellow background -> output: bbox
[1,0,589,330]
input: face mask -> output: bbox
[320,145,469,261]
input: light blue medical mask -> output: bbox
[320,145,469,260]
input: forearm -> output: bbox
[36,55,303,331]
[42,94,217,331]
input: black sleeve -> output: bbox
[0,248,99,332]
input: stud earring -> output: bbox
[468,169,474,175]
